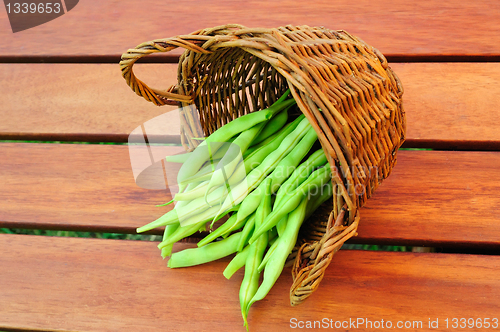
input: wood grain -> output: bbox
[0,234,498,332]
[397,63,500,150]
[357,150,500,248]
[2,2,499,331]
[1,0,500,60]
[2,63,500,149]
[0,143,181,233]
[2,144,500,249]
[0,63,179,142]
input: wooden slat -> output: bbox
[2,143,500,249]
[397,63,500,150]
[2,63,500,148]
[0,63,179,142]
[1,0,500,60]
[357,150,500,249]
[0,143,180,233]
[1,234,499,331]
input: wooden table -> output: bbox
[1,1,499,331]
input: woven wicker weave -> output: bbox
[120,24,406,306]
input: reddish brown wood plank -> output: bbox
[358,150,500,248]
[2,63,500,148]
[396,63,500,150]
[0,63,179,142]
[1,0,500,59]
[0,143,181,233]
[2,143,500,249]
[0,234,498,331]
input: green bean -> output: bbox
[172,195,190,210]
[243,114,304,173]
[177,187,243,228]
[262,183,331,265]
[223,242,251,279]
[167,231,243,268]
[177,141,227,184]
[305,181,333,219]
[249,165,331,244]
[172,180,203,204]
[237,124,318,225]
[268,226,278,243]
[231,174,280,238]
[247,196,308,311]
[176,160,219,188]
[268,125,318,192]
[258,241,277,272]
[160,223,180,258]
[174,158,245,203]
[234,213,256,252]
[244,126,281,159]
[156,199,174,207]
[211,142,234,160]
[173,180,215,202]
[238,178,271,328]
[211,122,266,189]
[160,222,206,250]
[237,177,272,251]
[137,209,179,233]
[213,116,312,222]
[223,206,279,279]
[176,97,295,184]
[274,88,291,104]
[138,91,339,328]
[204,123,262,203]
[180,140,233,184]
[258,215,287,272]
[157,200,240,249]
[273,149,328,208]
[204,96,294,145]
[248,103,289,146]
[158,218,209,250]
[174,184,231,225]
[197,212,249,247]
[217,99,288,168]
[239,231,267,329]
[276,215,288,237]
[137,183,230,233]
[233,121,267,154]
[178,163,214,185]
[181,181,203,195]
[141,140,281,233]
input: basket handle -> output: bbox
[119,36,213,106]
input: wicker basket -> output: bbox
[120,24,406,306]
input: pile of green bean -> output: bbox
[137,91,333,330]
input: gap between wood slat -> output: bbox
[0,133,181,144]
[2,136,499,152]
[403,139,500,151]
[1,54,500,64]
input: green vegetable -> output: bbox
[136,91,335,330]
[197,213,249,247]
[213,115,312,222]
[160,223,179,258]
[223,243,251,279]
[239,178,271,328]
[250,105,289,146]
[168,231,242,268]
[247,195,309,310]
[249,165,331,244]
